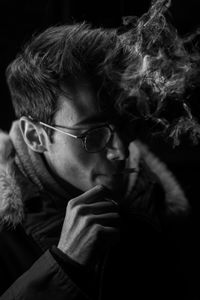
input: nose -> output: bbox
[106,130,129,161]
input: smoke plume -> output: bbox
[102,0,200,145]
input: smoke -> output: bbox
[102,0,200,145]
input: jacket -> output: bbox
[0,122,190,299]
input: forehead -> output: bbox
[55,81,102,127]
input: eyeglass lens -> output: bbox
[85,126,112,152]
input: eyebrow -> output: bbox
[74,114,108,126]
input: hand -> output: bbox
[57,185,120,267]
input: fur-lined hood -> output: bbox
[0,129,189,227]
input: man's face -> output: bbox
[44,81,130,195]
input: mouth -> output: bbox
[114,168,138,175]
[97,168,137,178]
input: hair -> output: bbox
[6,0,200,145]
[6,23,118,125]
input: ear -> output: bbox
[19,117,48,153]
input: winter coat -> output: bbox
[0,123,190,300]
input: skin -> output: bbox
[19,80,132,267]
[44,81,129,194]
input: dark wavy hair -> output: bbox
[6,23,119,125]
[6,0,200,145]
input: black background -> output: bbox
[0,0,200,208]
[0,1,200,297]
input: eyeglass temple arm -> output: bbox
[39,121,78,139]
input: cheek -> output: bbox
[54,139,103,190]
[52,137,97,175]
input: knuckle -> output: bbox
[68,193,85,207]
[95,228,102,239]
[82,215,91,227]
[94,224,104,234]
[74,204,90,217]
[67,200,83,213]
[67,199,74,210]
[93,224,119,241]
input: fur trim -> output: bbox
[0,131,23,226]
[0,162,24,227]
[0,131,38,227]
[0,131,15,165]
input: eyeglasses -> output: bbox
[38,121,115,153]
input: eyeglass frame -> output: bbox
[28,117,115,153]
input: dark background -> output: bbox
[0,1,200,296]
[0,0,200,207]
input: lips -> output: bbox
[94,160,138,180]
[115,168,137,174]
[103,168,137,176]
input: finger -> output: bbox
[83,212,120,228]
[91,224,120,245]
[68,185,110,207]
[74,200,119,216]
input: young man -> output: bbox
[0,9,192,300]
